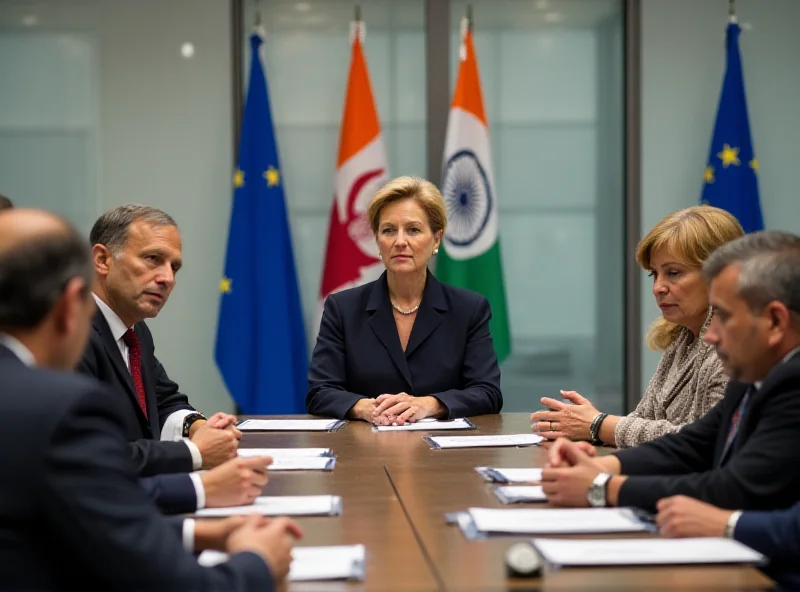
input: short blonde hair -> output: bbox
[637,205,744,350]
[367,176,447,235]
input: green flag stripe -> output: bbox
[435,241,511,362]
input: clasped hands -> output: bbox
[352,393,445,425]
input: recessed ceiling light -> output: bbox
[180,42,195,58]
[544,12,563,23]
[22,14,39,27]
[535,0,549,10]
[295,2,311,11]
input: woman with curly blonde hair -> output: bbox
[531,205,744,447]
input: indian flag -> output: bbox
[435,18,511,362]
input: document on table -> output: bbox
[425,433,544,449]
[466,507,650,535]
[374,418,476,431]
[493,485,547,504]
[199,544,366,581]
[238,447,333,458]
[194,495,342,518]
[530,537,766,567]
[475,467,543,483]
[237,419,347,432]
[266,456,336,471]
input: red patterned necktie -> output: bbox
[122,328,148,419]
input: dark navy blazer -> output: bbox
[307,271,502,419]
[736,503,800,589]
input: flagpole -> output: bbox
[466,4,473,32]
[728,0,737,24]
[351,4,365,44]
[254,0,262,27]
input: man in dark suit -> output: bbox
[77,205,239,479]
[0,208,301,590]
[541,231,800,515]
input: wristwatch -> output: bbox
[587,472,612,507]
[724,510,743,538]
[181,412,207,438]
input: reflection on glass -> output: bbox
[448,0,625,414]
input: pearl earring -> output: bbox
[433,248,439,255]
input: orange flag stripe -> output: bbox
[451,30,487,127]
[336,36,381,167]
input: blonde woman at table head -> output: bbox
[531,205,744,448]
[307,176,502,425]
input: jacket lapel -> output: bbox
[366,274,414,388]
[93,310,152,433]
[405,271,446,359]
[716,382,751,467]
[134,324,160,435]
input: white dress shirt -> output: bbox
[0,331,197,551]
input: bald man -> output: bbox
[0,209,300,590]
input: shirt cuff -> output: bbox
[161,409,195,441]
[188,472,206,510]
[182,519,195,553]
[184,438,203,471]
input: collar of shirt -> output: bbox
[0,333,36,367]
[754,345,800,390]
[92,293,132,342]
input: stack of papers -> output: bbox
[375,418,475,431]
[195,495,342,518]
[199,544,366,581]
[493,485,547,504]
[475,467,543,483]
[530,537,766,567]
[266,457,336,471]
[237,419,346,432]
[238,447,333,458]
[425,434,544,449]
[462,507,650,536]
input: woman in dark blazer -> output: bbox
[307,176,502,425]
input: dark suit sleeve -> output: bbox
[614,396,725,476]
[151,353,194,429]
[429,297,503,418]
[139,474,198,514]
[306,295,367,418]
[617,382,800,512]
[735,504,800,560]
[129,439,194,476]
[39,384,274,592]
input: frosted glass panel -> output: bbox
[0,33,95,129]
[496,126,597,209]
[0,133,95,232]
[450,0,624,413]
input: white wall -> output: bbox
[640,0,800,390]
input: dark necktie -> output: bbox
[122,328,148,419]
[720,385,754,464]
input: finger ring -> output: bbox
[549,421,554,431]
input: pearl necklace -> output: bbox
[391,302,420,315]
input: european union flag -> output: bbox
[215,32,307,414]
[701,22,763,233]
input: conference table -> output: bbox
[236,413,774,591]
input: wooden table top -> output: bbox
[236,413,774,592]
